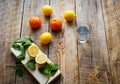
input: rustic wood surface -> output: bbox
[102,0,120,84]
[0,0,120,84]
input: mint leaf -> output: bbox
[50,63,58,70]
[16,54,25,64]
[50,64,58,76]
[39,63,58,76]
[20,45,25,56]
[12,43,21,50]
[23,41,32,49]
[14,37,33,43]
[16,64,23,77]
[26,60,36,70]
[39,63,50,75]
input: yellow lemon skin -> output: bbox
[42,5,53,16]
[27,44,40,58]
[64,10,76,22]
[39,32,52,45]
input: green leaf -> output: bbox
[16,65,23,77]
[50,64,58,70]
[28,37,34,43]
[39,63,50,75]
[26,60,36,70]
[16,54,25,64]
[39,63,58,76]
[20,45,25,56]
[12,43,21,50]
[14,37,33,43]
[23,41,32,49]
[50,64,58,76]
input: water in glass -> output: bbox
[77,26,90,43]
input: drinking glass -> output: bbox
[76,24,90,43]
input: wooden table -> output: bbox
[0,0,120,84]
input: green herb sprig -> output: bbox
[39,62,58,76]
[39,62,58,83]
[12,37,33,77]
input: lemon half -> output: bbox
[35,54,47,65]
[27,44,40,58]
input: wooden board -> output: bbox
[19,0,50,83]
[0,0,24,84]
[49,0,79,84]
[10,43,61,84]
[102,0,120,84]
[76,0,111,83]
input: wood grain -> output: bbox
[102,0,120,84]
[0,0,24,84]
[49,0,79,84]
[76,0,111,84]
[20,0,49,84]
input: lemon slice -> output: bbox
[27,44,40,58]
[35,54,47,65]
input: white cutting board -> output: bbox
[10,46,61,84]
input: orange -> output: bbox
[29,16,42,29]
[50,18,62,31]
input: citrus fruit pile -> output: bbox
[28,5,76,45]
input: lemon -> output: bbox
[35,54,47,65]
[27,44,40,58]
[64,10,76,22]
[39,32,52,45]
[42,5,53,16]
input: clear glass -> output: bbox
[76,24,90,43]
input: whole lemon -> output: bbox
[42,5,53,16]
[39,32,52,45]
[64,10,76,22]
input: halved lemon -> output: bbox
[27,44,40,58]
[35,54,47,65]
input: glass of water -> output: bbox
[76,24,90,43]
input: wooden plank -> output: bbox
[102,0,120,84]
[76,0,111,84]
[0,0,24,84]
[49,0,79,84]
[0,52,6,84]
[20,0,50,84]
